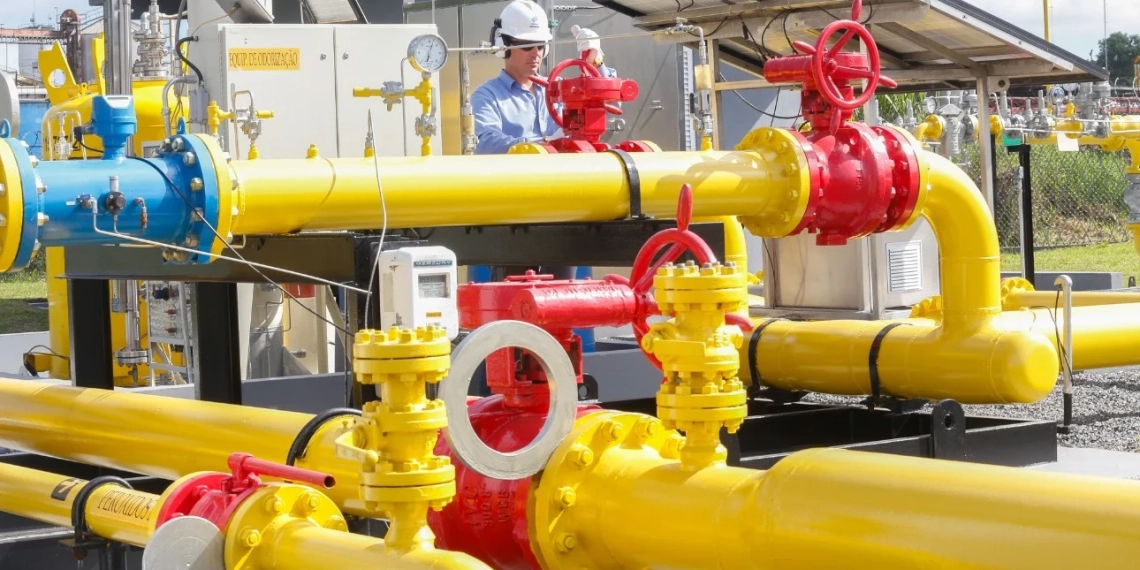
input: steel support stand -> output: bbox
[68,279,114,389]
[194,282,242,404]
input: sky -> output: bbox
[0,0,1136,73]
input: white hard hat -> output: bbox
[492,0,552,49]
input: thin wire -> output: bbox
[122,156,357,336]
[362,111,389,331]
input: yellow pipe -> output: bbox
[0,378,367,516]
[270,524,489,570]
[910,303,1140,372]
[0,462,487,570]
[0,461,157,547]
[1043,0,1051,42]
[742,151,1059,404]
[1005,289,1140,310]
[532,410,1140,570]
[220,130,811,237]
[912,114,944,143]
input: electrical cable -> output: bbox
[362,111,390,331]
[175,37,203,83]
[121,154,355,337]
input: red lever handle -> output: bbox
[227,453,335,488]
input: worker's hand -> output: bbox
[571,25,603,67]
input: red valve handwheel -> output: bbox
[531,58,619,129]
[623,184,717,370]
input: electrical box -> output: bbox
[379,246,459,339]
[192,22,443,159]
[757,219,941,320]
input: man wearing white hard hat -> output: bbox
[471,0,614,156]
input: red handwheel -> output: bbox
[531,58,617,129]
[625,184,718,370]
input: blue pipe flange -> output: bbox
[153,134,224,264]
[0,138,43,273]
[178,134,232,262]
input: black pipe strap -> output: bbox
[868,322,912,407]
[286,407,363,467]
[747,318,786,393]
[607,149,647,220]
[71,476,133,539]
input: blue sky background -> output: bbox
[0,1,1131,73]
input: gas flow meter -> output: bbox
[377,246,459,339]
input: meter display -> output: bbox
[418,274,449,299]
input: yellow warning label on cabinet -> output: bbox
[228,48,301,71]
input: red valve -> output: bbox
[153,452,335,530]
[529,57,642,152]
[762,0,896,134]
[619,184,718,370]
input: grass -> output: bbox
[0,272,48,335]
[1000,242,1140,284]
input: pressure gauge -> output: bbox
[408,34,448,74]
[923,97,937,114]
[1062,83,1080,93]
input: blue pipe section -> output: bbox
[4,95,222,269]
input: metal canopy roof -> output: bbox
[597,0,1107,93]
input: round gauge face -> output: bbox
[408,34,448,73]
[1062,83,1079,93]
[923,97,937,114]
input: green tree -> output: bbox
[1093,32,1140,83]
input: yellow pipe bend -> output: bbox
[531,411,1140,570]
[742,151,1059,404]
[910,303,1140,372]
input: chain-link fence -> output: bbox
[953,142,1132,251]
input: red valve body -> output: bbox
[532,57,653,153]
[763,51,868,132]
[428,397,600,570]
[153,453,334,530]
[457,271,638,409]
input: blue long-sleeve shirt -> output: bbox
[472,67,616,155]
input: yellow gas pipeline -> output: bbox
[530,412,1140,570]
[0,460,487,570]
[212,134,810,236]
[743,150,1059,404]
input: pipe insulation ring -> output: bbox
[441,320,578,480]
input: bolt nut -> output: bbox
[300,492,321,514]
[602,420,624,442]
[172,138,184,151]
[555,486,577,508]
[183,152,197,166]
[569,444,594,468]
[554,533,577,553]
[36,213,48,226]
[324,516,348,531]
[190,177,204,191]
[240,528,262,548]
[29,156,39,168]
[264,496,285,514]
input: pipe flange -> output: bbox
[0,138,39,273]
[734,127,818,238]
[529,410,673,570]
[224,485,346,570]
[440,320,578,480]
[115,349,149,366]
[143,515,224,570]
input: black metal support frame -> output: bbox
[193,282,242,404]
[68,279,114,389]
[1009,143,1036,280]
[607,397,1058,469]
